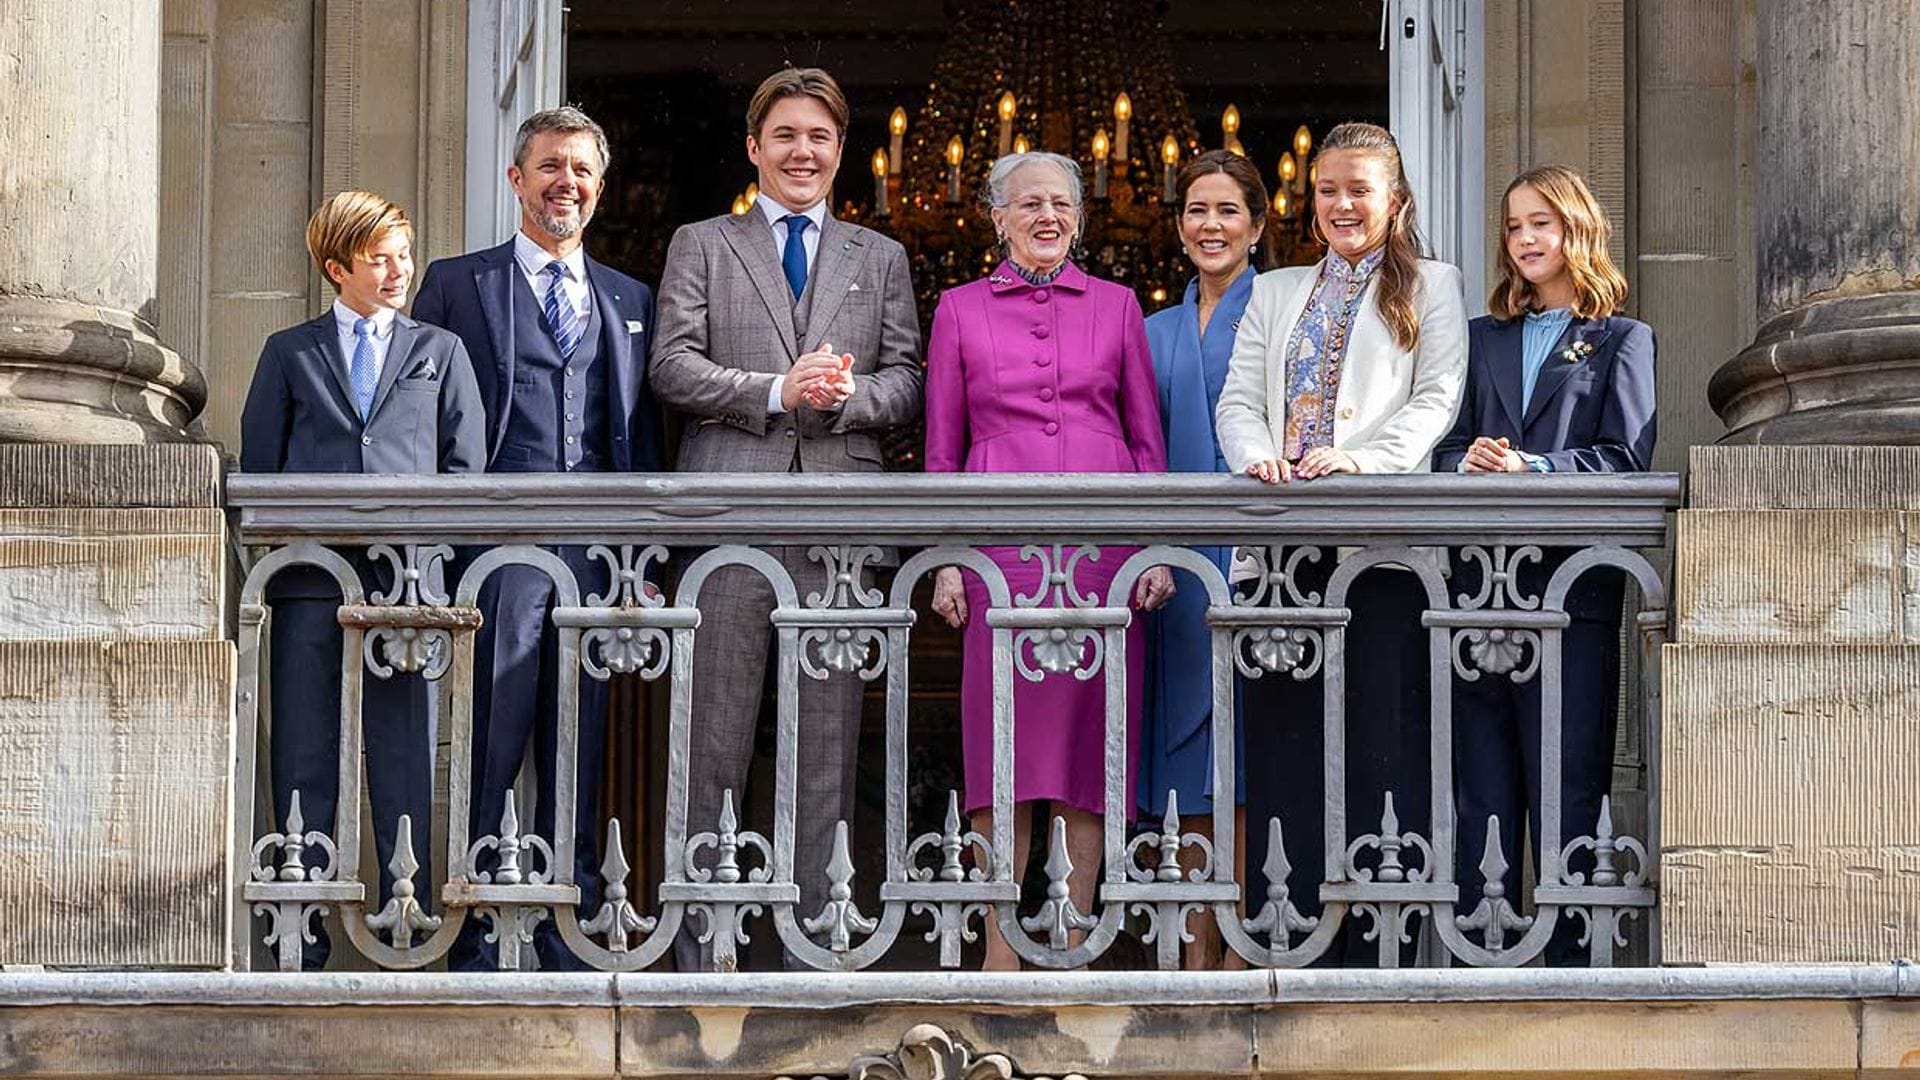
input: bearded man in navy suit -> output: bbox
[413,105,662,970]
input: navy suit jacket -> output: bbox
[412,239,663,472]
[240,310,486,475]
[1433,312,1656,473]
[239,310,487,599]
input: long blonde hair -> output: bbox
[1489,165,1628,320]
[1312,122,1426,352]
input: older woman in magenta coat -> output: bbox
[925,150,1172,970]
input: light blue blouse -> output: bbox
[1520,306,1574,412]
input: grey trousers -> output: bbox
[674,547,867,971]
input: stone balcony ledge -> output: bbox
[4,967,1920,1079]
[4,964,1916,1006]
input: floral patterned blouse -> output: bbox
[1279,248,1386,460]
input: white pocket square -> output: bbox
[625,319,645,334]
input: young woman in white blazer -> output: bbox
[1213,121,1467,964]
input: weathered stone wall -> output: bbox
[1665,446,1920,963]
[159,0,468,454]
[0,971,1917,1078]
[0,446,233,968]
[1483,0,1757,471]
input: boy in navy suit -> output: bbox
[241,190,485,967]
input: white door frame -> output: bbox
[1388,0,1488,312]
[464,0,566,251]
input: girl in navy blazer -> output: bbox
[1433,164,1655,964]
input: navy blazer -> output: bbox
[240,310,486,601]
[239,310,486,475]
[412,240,663,472]
[1433,312,1656,473]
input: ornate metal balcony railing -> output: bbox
[226,472,1677,974]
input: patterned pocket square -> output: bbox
[406,355,440,381]
[626,319,645,334]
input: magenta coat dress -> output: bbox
[924,261,1168,816]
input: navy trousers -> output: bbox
[450,549,608,971]
[268,587,433,970]
[1241,565,1431,967]
[1452,564,1624,966]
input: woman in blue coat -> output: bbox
[1433,164,1656,965]
[1140,149,1268,968]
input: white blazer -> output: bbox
[1214,256,1468,474]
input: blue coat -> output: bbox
[1433,312,1656,473]
[1138,269,1254,816]
[412,240,663,472]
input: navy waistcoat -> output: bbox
[497,273,609,472]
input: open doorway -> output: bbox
[567,0,1393,309]
[464,0,1483,968]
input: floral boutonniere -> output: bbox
[1561,339,1594,364]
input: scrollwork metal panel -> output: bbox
[226,474,1675,975]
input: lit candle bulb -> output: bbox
[946,136,965,204]
[731,193,749,216]
[872,149,890,218]
[1160,134,1180,204]
[889,107,907,175]
[1221,104,1240,146]
[1091,127,1110,199]
[997,91,1017,156]
[1112,91,1132,164]
[1294,125,1313,194]
[1012,133,1030,155]
[1273,189,1290,219]
[1279,151,1297,189]
[744,181,759,205]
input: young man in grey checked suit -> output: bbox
[649,66,924,970]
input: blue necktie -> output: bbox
[348,317,377,420]
[543,260,583,359]
[780,214,810,300]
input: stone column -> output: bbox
[1710,0,1920,443]
[0,2,205,442]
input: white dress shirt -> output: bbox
[513,229,592,338]
[755,195,830,415]
[332,299,397,385]
[756,193,826,274]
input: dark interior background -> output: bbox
[569,0,1387,969]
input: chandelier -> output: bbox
[862,0,1205,309]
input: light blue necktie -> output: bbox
[543,260,583,359]
[348,316,378,420]
[780,214,811,300]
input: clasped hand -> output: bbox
[1462,435,1526,473]
[780,340,858,411]
[931,565,1176,629]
